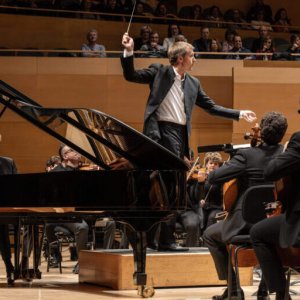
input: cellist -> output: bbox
[250,129,300,300]
[202,112,288,300]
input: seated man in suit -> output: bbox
[202,112,288,300]
[46,145,116,273]
[46,144,90,274]
[250,130,300,300]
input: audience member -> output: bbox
[140,31,165,57]
[162,23,183,52]
[205,5,224,28]
[273,8,291,33]
[250,8,273,31]
[287,34,300,61]
[192,26,212,58]
[134,25,152,51]
[102,0,123,20]
[205,38,223,59]
[81,28,106,57]
[189,4,203,26]
[174,34,187,42]
[34,0,54,9]
[226,35,252,60]
[222,28,237,52]
[55,0,81,10]
[118,0,133,15]
[247,0,273,24]
[255,35,275,60]
[153,1,176,23]
[134,1,152,23]
[225,9,249,30]
[251,25,270,53]
[79,0,100,20]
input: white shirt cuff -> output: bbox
[123,49,133,57]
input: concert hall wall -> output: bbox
[0,58,299,173]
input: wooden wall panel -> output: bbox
[232,67,300,145]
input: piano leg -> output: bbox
[132,231,155,298]
[32,224,42,279]
[13,220,22,279]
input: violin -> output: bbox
[191,167,207,181]
[186,156,200,181]
[244,123,262,147]
[79,162,100,171]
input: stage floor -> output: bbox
[0,248,299,300]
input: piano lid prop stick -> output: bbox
[126,0,137,35]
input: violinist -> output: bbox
[177,152,203,247]
[250,129,300,300]
[202,112,288,300]
[45,145,90,273]
[198,152,224,230]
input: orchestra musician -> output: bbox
[0,156,16,285]
[46,145,116,273]
[177,152,203,247]
[121,32,256,251]
[250,130,300,300]
[46,144,90,273]
[0,134,16,285]
[202,112,288,300]
[198,152,224,230]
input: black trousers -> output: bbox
[202,220,230,280]
[178,209,202,247]
[158,121,188,159]
[148,121,188,247]
[46,221,89,254]
[250,215,286,293]
[203,208,223,230]
[0,224,13,272]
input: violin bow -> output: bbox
[186,156,200,181]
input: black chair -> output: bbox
[227,184,275,300]
[45,225,76,273]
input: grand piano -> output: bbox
[0,80,189,297]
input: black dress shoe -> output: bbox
[212,288,244,300]
[275,291,291,300]
[6,270,14,286]
[158,243,189,252]
[257,289,270,300]
[147,243,158,251]
[72,262,80,274]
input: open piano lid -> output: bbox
[0,80,188,171]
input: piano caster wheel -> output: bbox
[138,285,155,298]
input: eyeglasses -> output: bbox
[64,148,76,155]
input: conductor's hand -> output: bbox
[122,32,134,52]
[239,110,257,122]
